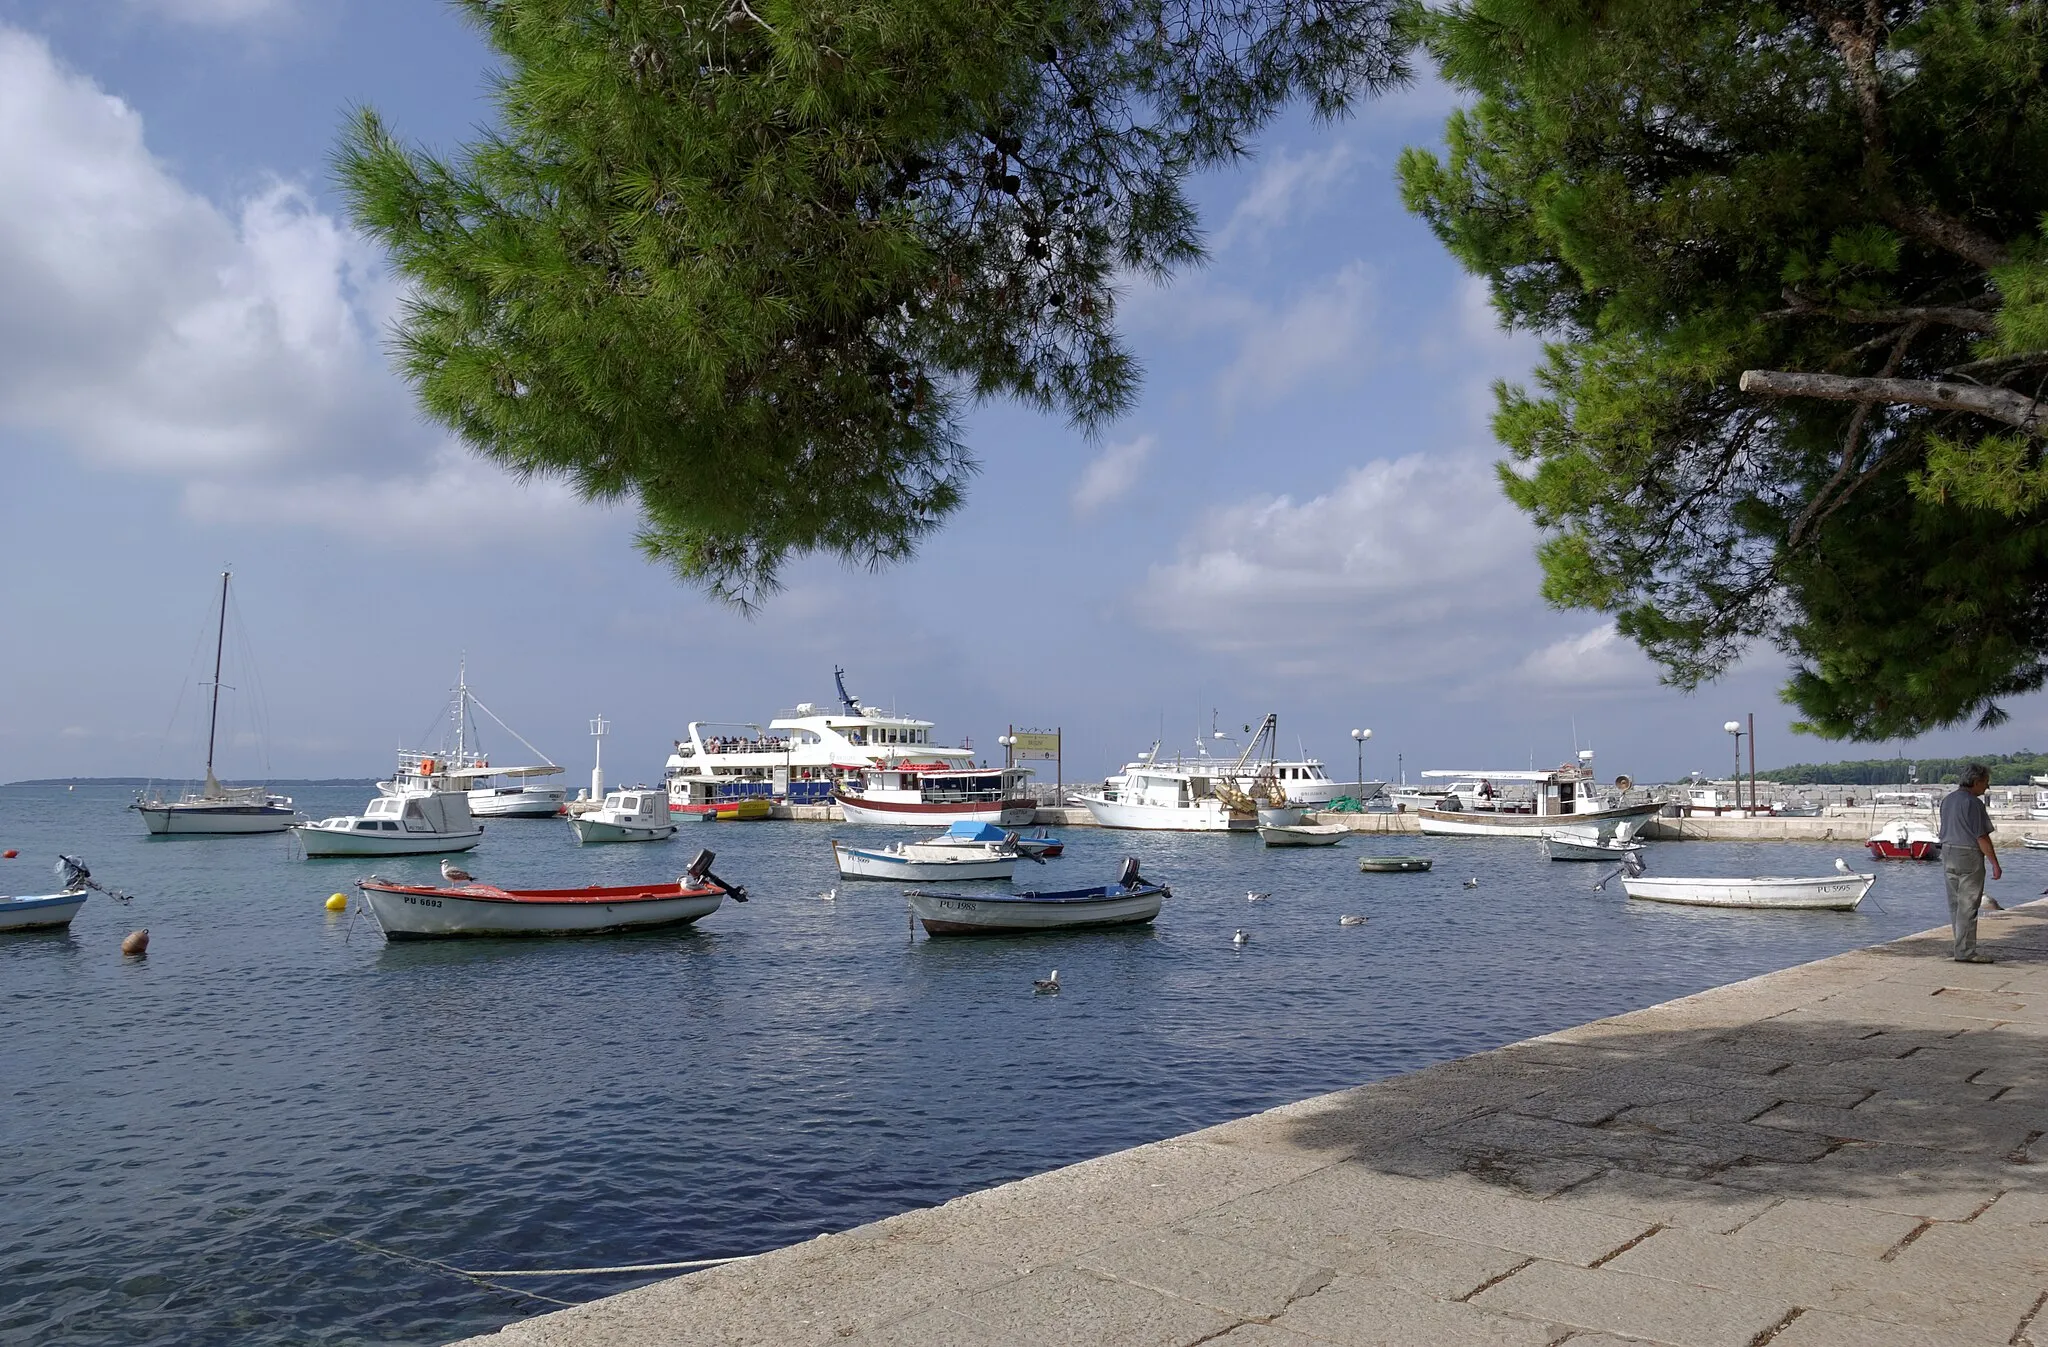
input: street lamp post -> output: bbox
[1724,720,1745,814]
[998,734,1015,769]
[1351,728,1371,801]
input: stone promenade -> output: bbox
[455,905,2048,1347]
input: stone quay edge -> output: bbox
[451,904,2048,1347]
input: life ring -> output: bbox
[420,757,437,776]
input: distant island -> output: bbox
[1757,751,2048,787]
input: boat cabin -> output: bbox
[1421,765,1612,817]
[599,790,666,823]
[357,792,473,833]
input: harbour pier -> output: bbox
[453,906,2048,1347]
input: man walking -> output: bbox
[1938,764,2001,963]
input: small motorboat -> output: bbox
[1357,855,1433,872]
[570,789,679,844]
[1866,818,1941,862]
[1621,869,1873,911]
[1259,824,1348,847]
[296,769,484,858]
[833,821,1031,881]
[906,857,1168,935]
[1,856,130,932]
[357,849,747,939]
[1541,820,1646,862]
[1014,830,1064,859]
[1257,805,1309,828]
[2022,835,2048,850]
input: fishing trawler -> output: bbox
[663,668,983,813]
[378,662,564,818]
[1413,751,1660,838]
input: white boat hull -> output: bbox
[362,887,723,939]
[833,842,1016,882]
[136,803,298,835]
[906,887,1164,933]
[0,891,88,930]
[1259,825,1348,847]
[468,787,567,818]
[1621,874,1874,910]
[1541,835,1646,862]
[570,817,677,844]
[1419,801,1662,838]
[1073,794,1253,832]
[295,823,484,857]
[834,797,1037,827]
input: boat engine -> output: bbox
[1118,856,1144,889]
[686,849,748,902]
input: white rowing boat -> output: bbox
[1258,824,1348,847]
[0,890,88,931]
[832,822,1025,881]
[1541,820,1644,862]
[2022,835,2048,850]
[1621,871,1874,911]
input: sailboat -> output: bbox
[133,572,300,836]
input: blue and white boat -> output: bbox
[0,889,89,931]
[906,859,1169,935]
[833,821,1027,882]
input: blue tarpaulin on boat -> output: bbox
[944,821,1009,841]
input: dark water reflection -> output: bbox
[0,782,1988,1345]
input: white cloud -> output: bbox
[0,25,601,541]
[1136,450,1537,677]
[1516,622,1657,690]
[1217,261,1376,408]
[1215,144,1354,251]
[183,444,614,544]
[1071,434,1156,516]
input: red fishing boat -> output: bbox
[1865,819,1941,862]
[357,850,747,939]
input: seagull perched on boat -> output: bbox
[1834,858,1853,875]
[440,859,475,884]
[1462,877,1479,889]
[1246,890,1272,904]
[1232,928,1251,946]
[1339,914,1367,926]
[1033,970,1060,994]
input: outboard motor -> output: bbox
[56,854,89,889]
[686,849,748,902]
[1117,856,1143,889]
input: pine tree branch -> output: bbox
[1786,320,1920,548]
[1767,292,1998,331]
[1739,368,2048,434]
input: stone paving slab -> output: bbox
[451,903,2048,1347]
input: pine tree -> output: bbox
[339,0,1406,606]
[1399,1,2048,738]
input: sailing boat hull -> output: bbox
[136,803,299,835]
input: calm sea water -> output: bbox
[0,781,1996,1346]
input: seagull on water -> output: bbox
[1033,970,1060,994]
[1462,876,1479,889]
[1233,928,1251,946]
[817,886,838,901]
[1339,914,1367,926]
[441,859,475,884]
[1246,890,1272,904]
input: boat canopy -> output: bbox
[944,821,1011,841]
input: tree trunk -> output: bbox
[1738,369,2048,435]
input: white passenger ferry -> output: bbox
[662,669,995,815]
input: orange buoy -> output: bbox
[121,929,149,956]
[2,849,16,859]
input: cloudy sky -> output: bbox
[1,1,2035,787]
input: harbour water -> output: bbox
[0,781,2000,1347]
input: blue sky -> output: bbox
[1,0,2037,787]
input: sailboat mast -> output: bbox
[455,656,468,763]
[204,570,229,782]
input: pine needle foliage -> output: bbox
[1399,1,2048,740]
[338,0,1406,607]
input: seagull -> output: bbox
[1463,877,1479,889]
[1033,970,1060,994]
[1233,928,1251,946]
[1339,914,1367,926]
[817,886,838,901]
[440,859,475,884]
[1834,858,1853,875]
[1246,890,1272,904]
